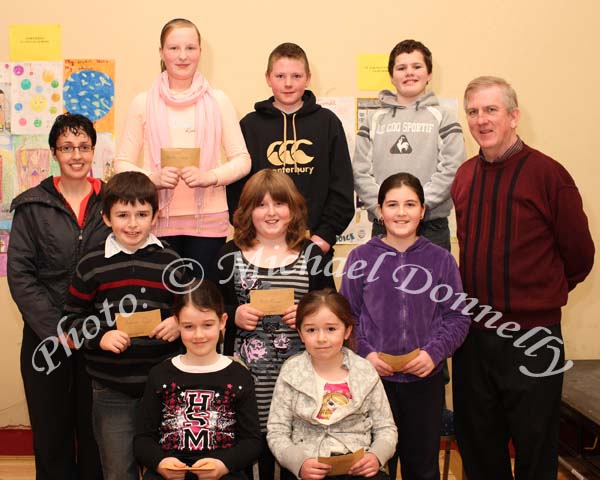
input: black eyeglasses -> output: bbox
[55,144,94,154]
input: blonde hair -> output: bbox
[159,18,201,72]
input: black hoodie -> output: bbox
[227,90,354,247]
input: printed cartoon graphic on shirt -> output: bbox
[317,382,352,420]
[159,382,239,451]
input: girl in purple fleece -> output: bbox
[340,172,469,480]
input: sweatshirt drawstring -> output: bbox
[279,111,299,171]
[280,110,288,166]
[291,113,298,171]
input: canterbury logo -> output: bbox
[266,140,314,166]
[390,135,413,154]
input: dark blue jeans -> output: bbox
[92,381,141,480]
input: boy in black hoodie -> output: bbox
[227,42,354,279]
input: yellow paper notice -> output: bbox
[357,54,393,92]
[9,24,61,61]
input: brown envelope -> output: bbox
[378,349,420,372]
[161,147,200,168]
[115,309,162,337]
[250,289,295,315]
[318,448,365,476]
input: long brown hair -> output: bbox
[233,170,307,251]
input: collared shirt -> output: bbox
[479,136,524,163]
[104,232,163,258]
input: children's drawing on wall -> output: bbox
[0,144,2,206]
[317,97,356,155]
[0,229,9,277]
[335,193,372,245]
[12,135,57,194]
[10,62,63,135]
[0,213,11,277]
[0,63,11,133]
[92,133,115,181]
[0,134,18,212]
[315,97,371,245]
[63,59,115,133]
[356,97,381,128]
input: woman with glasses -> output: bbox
[114,18,250,281]
[217,170,329,480]
[7,113,110,479]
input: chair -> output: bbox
[440,407,466,480]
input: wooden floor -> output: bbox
[0,454,591,480]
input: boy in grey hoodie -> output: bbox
[353,39,465,250]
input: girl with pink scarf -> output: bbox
[115,18,250,281]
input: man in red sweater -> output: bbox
[451,76,594,480]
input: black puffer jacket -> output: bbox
[8,176,111,341]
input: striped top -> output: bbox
[63,242,183,397]
[231,248,311,431]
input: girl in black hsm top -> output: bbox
[135,280,261,480]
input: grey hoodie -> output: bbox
[353,90,465,221]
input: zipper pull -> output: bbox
[79,230,83,241]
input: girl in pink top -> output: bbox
[115,18,250,280]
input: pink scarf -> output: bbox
[146,71,222,216]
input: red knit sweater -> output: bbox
[451,144,594,329]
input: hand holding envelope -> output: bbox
[180,167,218,188]
[161,148,200,169]
[160,458,215,480]
[317,449,365,476]
[249,289,295,315]
[377,349,421,371]
[156,167,180,189]
[115,309,162,338]
[160,147,216,188]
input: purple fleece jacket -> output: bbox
[340,236,470,383]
